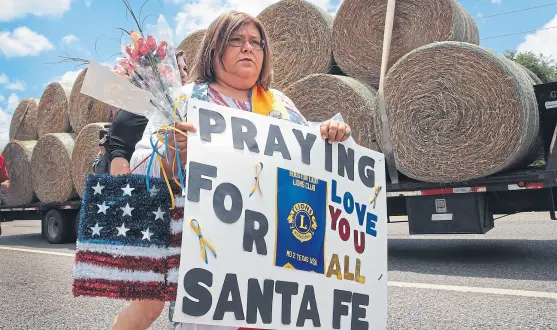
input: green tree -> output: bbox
[504,50,557,83]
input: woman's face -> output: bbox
[214,22,265,90]
[177,55,188,86]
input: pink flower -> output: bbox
[146,35,157,51]
[131,48,140,62]
[125,45,133,57]
[157,41,167,59]
[130,30,140,49]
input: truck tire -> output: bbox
[43,209,72,244]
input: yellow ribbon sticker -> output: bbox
[248,162,264,198]
[370,184,383,209]
[190,219,217,264]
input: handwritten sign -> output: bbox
[173,98,388,329]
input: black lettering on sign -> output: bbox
[338,144,355,181]
[296,285,321,327]
[351,293,370,330]
[358,156,375,188]
[213,273,245,321]
[182,268,213,317]
[275,281,299,325]
[199,108,226,142]
[213,183,243,224]
[264,124,291,160]
[246,279,274,324]
[325,140,333,173]
[292,129,316,165]
[187,162,217,202]
[243,210,269,255]
[332,289,351,329]
[231,117,259,153]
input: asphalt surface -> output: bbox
[1,214,556,330]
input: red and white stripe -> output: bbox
[387,182,545,197]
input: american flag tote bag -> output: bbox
[72,173,177,301]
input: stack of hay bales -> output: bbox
[167,0,536,184]
[2,67,114,206]
[1,0,546,205]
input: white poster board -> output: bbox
[174,98,387,329]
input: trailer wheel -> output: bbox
[43,209,72,244]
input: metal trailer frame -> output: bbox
[0,200,81,243]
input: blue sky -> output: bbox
[1,0,556,148]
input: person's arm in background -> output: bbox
[108,110,149,175]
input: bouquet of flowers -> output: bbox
[113,15,185,123]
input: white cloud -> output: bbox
[0,93,17,147]
[0,26,55,58]
[0,95,5,102]
[491,0,502,4]
[6,80,26,91]
[174,0,333,40]
[62,34,79,45]
[85,0,93,7]
[0,73,7,84]
[52,69,82,90]
[0,109,11,148]
[6,93,20,115]
[517,14,557,61]
[0,0,72,21]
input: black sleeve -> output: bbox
[108,110,149,161]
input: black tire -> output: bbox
[42,209,72,244]
[69,210,80,242]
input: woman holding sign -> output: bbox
[111,10,353,330]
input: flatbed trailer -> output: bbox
[0,200,81,243]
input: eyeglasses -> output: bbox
[227,36,265,50]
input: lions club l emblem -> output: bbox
[288,202,317,243]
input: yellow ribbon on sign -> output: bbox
[190,219,217,264]
[249,162,264,198]
[370,184,383,209]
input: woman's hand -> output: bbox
[320,120,352,143]
[162,122,197,177]
[110,157,131,175]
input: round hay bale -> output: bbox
[522,66,543,85]
[382,41,539,183]
[2,140,37,205]
[69,69,118,134]
[38,82,71,138]
[72,122,108,197]
[258,0,334,90]
[177,29,206,72]
[31,133,77,203]
[333,0,480,88]
[9,98,39,141]
[284,74,380,151]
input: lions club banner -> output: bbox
[173,98,387,329]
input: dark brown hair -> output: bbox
[190,11,272,90]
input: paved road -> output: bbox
[1,214,556,329]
